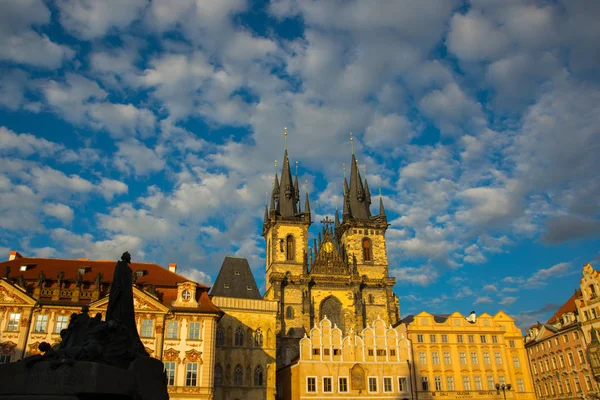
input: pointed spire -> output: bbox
[304,192,311,216]
[364,172,371,205]
[348,154,370,219]
[379,187,386,217]
[264,202,269,224]
[278,150,298,217]
[294,161,300,203]
[335,208,340,227]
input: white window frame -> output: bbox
[306,376,317,393]
[517,379,525,392]
[185,362,198,387]
[338,376,349,393]
[462,376,471,391]
[419,352,427,364]
[444,352,451,365]
[188,321,200,340]
[483,352,491,364]
[141,319,153,338]
[54,315,69,333]
[446,376,455,391]
[383,376,393,393]
[33,314,48,333]
[164,361,176,386]
[513,356,521,368]
[368,376,379,393]
[398,376,409,393]
[432,351,440,365]
[434,376,443,391]
[474,376,483,390]
[166,321,179,339]
[322,376,333,393]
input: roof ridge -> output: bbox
[11,256,164,266]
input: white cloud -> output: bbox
[447,10,510,62]
[177,267,213,286]
[390,265,439,286]
[474,296,493,305]
[99,178,128,201]
[51,228,144,261]
[364,113,414,149]
[463,244,487,264]
[0,126,64,157]
[482,284,497,293]
[499,296,517,305]
[43,203,74,224]
[115,139,165,176]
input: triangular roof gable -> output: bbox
[89,286,169,312]
[493,310,514,321]
[536,325,557,341]
[311,230,349,275]
[0,279,36,306]
[210,257,261,299]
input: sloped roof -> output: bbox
[546,289,581,324]
[210,256,261,299]
[401,313,451,325]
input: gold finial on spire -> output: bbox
[266,191,269,204]
[305,179,308,191]
[350,132,354,154]
[296,161,299,176]
[284,126,288,151]
[342,163,346,178]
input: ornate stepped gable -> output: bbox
[308,226,353,276]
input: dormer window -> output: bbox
[78,268,87,275]
[247,286,252,290]
[182,290,191,301]
[20,265,27,271]
[224,283,230,289]
[135,270,145,279]
[234,270,240,276]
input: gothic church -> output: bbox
[262,149,400,366]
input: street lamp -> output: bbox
[496,383,512,400]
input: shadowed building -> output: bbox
[0,251,221,400]
[210,256,278,400]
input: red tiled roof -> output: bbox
[546,289,581,324]
[0,254,218,314]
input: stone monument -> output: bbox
[0,252,169,400]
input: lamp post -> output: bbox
[496,383,512,400]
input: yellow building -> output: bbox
[0,251,221,400]
[277,316,412,399]
[403,311,535,400]
[210,256,278,400]
[263,149,399,367]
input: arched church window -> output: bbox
[233,364,243,385]
[216,325,224,346]
[235,327,245,346]
[214,364,223,386]
[320,296,344,334]
[286,235,295,261]
[368,294,374,304]
[254,365,264,386]
[362,238,372,262]
[286,306,294,319]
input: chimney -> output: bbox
[169,263,177,273]
[9,251,22,261]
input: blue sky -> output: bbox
[1,0,599,330]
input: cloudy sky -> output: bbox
[1,0,599,330]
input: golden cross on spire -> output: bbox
[274,160,278,175]
[305,179,309,192]
[284,126,288,151]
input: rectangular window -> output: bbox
[54,315,69,333]
[166,321,179,339]
[532,362,537,374]
[480,335,487,343]
[188,322,200,340]
[471,352,479,364]
[390,349,396,356]
[462,376,471,391]
[369,377,378,392]
[487,376,495,390]
[558,381,564,394]
[509,340,515,348]
[185,363,198,386]
[141,319,153,338]
[578,349,585,364]
[457,334,463,343]
[398,377,408,392]
[435,376,443,391]
[468,335,475,343]
[513,356,521,368]
[552,357,557,369]
[377,349,386,356]
[555,337,559,346]
[446,376,455,391]
[545,359,550,371]
[420,352,427,364]
[417,334,424,343]
[441,334,448,343]
[586,376,593,391]
[568,352,575,366]
[323,377,332,393]
[444,352,451,365]
[313,348,320,356]
[517,379,525,392]
[499,376,506,385]
[566,380,572,394]
[34,314,48,333]
[368,349,374,356]
[575,378,582,392]
[492,335,498,344]
[495,352,503,364]
[432,352,440,365]
[0,355,11,364]
[324,349,330,356]
[422,377,429,391]
[430,334,437,343]
[307,377,316,392]
[474,376,482,390]
[564,334,569,343]
[483,352,491,365]
[164,361,176,386]
[460,352,467,365]
[384,377,393,393]
[339,377,348,392]
[574,331,580,340]
[559,354,565,368]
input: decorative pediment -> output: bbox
[310,230,349,275]
[0,341,17,356]
[89,286,168,313]
[182,349,203,364]
[0,281,36,306]
[27,342,42,356]
[163,348,181,363]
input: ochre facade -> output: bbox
[405,311,535,400]
[0,252,221,400]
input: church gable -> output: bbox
[309,227,350,275]
[0,280,36,306]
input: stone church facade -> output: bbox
[262,149,400,367]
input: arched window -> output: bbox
[214,364,223,386]
[254,328,263,347]
[225,326,233,346]
[286,235,294,261]
[216,326,224,346]
[362,237,372,261]
[233,364,244,386]
[320,296,344,333]
[590,284,597,298]
[368,294,374,304]
[254,365,264,386]
[235,327,244,346]
[286,306,294,319]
